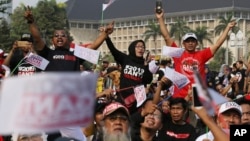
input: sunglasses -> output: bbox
[53,34,67,38]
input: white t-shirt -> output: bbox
[195,129,229,141]
[195,131,214,141]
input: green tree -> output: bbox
[214,13,239,64]
[10,6,30,39]
[215,14,239,36]
[102,53,115,63]
[9,0,70,47]
[169,18,190,46]
[192,26,213,49]
[0,0,11,16]
[208,47,233,71]
[142,20,161,54]
[34,0,70,44]
[0,18,13,51]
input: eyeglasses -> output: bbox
[148,113,161,119]
[135,46,145,49]
[106,115,128,122]
[53,34,67,38]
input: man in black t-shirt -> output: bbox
[24,5,114,141]
[236,60,247,94]
[3,33,39,76]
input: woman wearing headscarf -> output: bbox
[104,32,153,114]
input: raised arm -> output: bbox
[210,21,237,54]
[3,41,35,67]
[3,42,18,67]
[153,76,172,104]
[155,9,173,46]
[88,21,114,50]
[24,6,45,51]
[191,106,229,141]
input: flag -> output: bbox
[193,70,227,116]
[25,52,49,70]
[102,0,116,11]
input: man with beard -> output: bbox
[101,102,131,141]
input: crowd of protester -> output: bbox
[0,4,250,141]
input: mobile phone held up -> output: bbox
[156,0,162,14]
[192,84,202,109]
[17,41,29,47]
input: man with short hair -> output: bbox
[156,8,237,98]
[101,60,110,77]
[101,102,131,141]
[24,6,113,141]
[158,97,197,141]
[237,99,250,125]
[3,33,38,76]
[235,60,247,94]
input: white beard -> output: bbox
[102,127,131,141]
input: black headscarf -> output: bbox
[128,40,145,60]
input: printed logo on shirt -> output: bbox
[18,66,36,76]
[166,131,190,139]
[181,57,199,77]
[123,65,144,81]
[53,55,76,61]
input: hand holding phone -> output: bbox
[192,84,202,109]
[156,0,162,14]
[17,41,30,47]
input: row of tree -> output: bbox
[0,0,69,52]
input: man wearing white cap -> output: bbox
[195,101,242,141]
[101,102,131,141]
[156,9,237,99]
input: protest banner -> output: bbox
[0,72,98,134]
[134,85,147,107]
[74,45,100,64]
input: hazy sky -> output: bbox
[12,0,67,9]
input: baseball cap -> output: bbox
[103,102,129,118]
[218,101,242,115]
[95,97,108,113]
[20,33,33,43]
[182,33,197,41]
[106,66,119,74]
